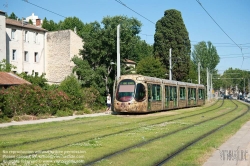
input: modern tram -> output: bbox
[113,74,205,113]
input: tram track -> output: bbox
[155,100,250,165]
[0,99,220,136]
[83,100,243,165]
[1,100,223,149]
[0,100,225,163]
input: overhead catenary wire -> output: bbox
[195,0,242,51]
[196,0,245,68]
[115,0,155,25]
[21,0,67,18]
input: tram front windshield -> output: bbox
[116,79,135,102]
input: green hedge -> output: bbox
[0,84,70,118]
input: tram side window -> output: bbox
[189,88,196,100]
[169,86,177,101]
[152,84,161,101]
[192,88,196,100]
[198,89,204,99]
[135,83,146,101]
[180,87,186,100]
[188,88,191,100]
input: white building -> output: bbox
[0,11,6,62]
[25,13,43,27]
[5,18,47,75]
[1,11,83,84]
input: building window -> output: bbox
[24,51,29,62]
[25,31,28,42]
[12,49,17,60]
[34,32,38,43]
[11,29,16,40]
[34,52,38,62]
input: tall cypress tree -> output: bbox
[154,9,191,81]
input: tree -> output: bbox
[77,16,142,95]
[57,17,86,36]
[72,56,94,87]
[188,60,198,83]
[8,12,18,20]
[220,68,250,94]
[136,56,166,78]
[42,17,59,31]
[0,59,16,72]
[191,41,220,85]
[28,19,33,25]
[132,40,153,63]
[154,9,191,81]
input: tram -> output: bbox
[113,74,205,113]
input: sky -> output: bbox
[2,0,250,74]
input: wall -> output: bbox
[46,30,83,84]
[0,11,6,61]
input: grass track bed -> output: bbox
[0,100,223,149]
[1,100,249,166]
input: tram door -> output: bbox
[147,84,152,111]
[170,86,177,108]
[165,86,169,109]
[147,84,162,111]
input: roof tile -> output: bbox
[6,18,47,32]
[0,72,31,85]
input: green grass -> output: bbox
[0,100,249,166]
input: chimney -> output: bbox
[36,19,41,26]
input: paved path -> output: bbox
[203,122,250,166]
[0,113,109,128]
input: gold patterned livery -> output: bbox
[113,74,205,113]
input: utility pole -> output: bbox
[169,48,172,80]
[117,24,120,80]
[198,62,201,84]
[207,68,210,101]
[244,78,245,96]
[248,79,250,95]
[210,73,213,99]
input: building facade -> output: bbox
[1,11,83,84]
[5,18,47,75]
[0,11,6,62]
[46,30,83,84]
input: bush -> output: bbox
[18,71,48,89]
[55,109,73,117]
[1,85,50,116]
[82,87,102,110]
[75,108,92,115]
[59,74,83,110]
[0,84,71,119]
[46,89,70,115]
